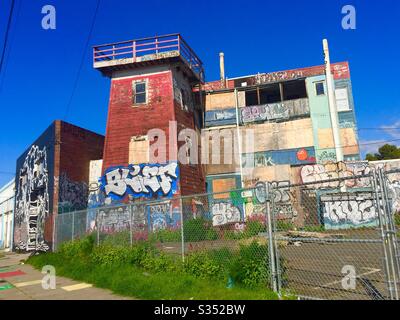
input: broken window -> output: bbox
[282,80,307,100]
[259,84,281,104]
[133,81,147,104]
[245,83,281,106]
[245,89,258,106]
[315,81,325,96]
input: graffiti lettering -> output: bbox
[57,173,88,212]
[212,202,241,226]
[101,162,179,199]
[321,193,377,229]
[148,202,171,231]
[318,151,337,163]
[301,162,371,189]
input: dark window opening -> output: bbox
[315,82,325,96]
[282,80,307,100]
[259,84,281,104]
[245,90,258,106]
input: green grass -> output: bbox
[395,214,400,227]
[28,251,278,300]
[26,236,280,300]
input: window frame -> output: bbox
[315,81,326,96]
[133,80,147,105]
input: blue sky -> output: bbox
[0,0,399,186]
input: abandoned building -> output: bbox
[13,120,104,251]
[92,34,360,203]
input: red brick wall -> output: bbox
[55,121,104,210]
[174,100,206,195]
[102,71,175,171]
[103,68,205,196]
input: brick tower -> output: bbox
[93,34,206,203]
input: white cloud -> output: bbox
[359,139,387,157]
[381,120,400,139]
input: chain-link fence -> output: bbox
[53,186,275,290]
[52,167,400,300]
[270,167,400,300]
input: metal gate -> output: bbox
[267,167,400,300]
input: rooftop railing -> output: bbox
[93,33,204,82]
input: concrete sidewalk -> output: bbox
[0,252,132,300]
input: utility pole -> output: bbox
[234,88,244,188]
[323,39,343,162]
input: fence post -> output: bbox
[180,199,185,263]
[372,170,393,300]
[71,211,75,241]
[265,182,279,295]
[52,213,57,252]
[96,209,100,246]
[129,205,133,248]
[378,168,400,300]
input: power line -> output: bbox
[359,128,400,131]
[0,0,15,76]
[64,0,101,120]
[0,0,21,92]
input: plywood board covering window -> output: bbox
[335,87,350,111]
[212,178,236,199]
[129,136,149,165]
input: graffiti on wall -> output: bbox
[14,145,50,252]
[101,162,179,200]
[98,206,131,233]
[270,181,297,220]
[241,99,310,124]
[255,70,306,85]
[205,108,237,127]
[317,151,337,163]
[241,103,289,123]
[147,201,181,231]
[301,162,371,189]
[212,202,241,226]
[387,180,400,213]
[57,173,88,212]
[251,181,296,219]
[384,174,400,214]
[320,193,378,229]
[248,147,316,168]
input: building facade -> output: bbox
[92,34,360,201]
[94,34,206,206]
[203,62,360,193]
[13,120,104,252]
[0,179,15,252]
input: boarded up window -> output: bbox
[212,178,237,199]
[335,88,350,111]
[129,136,149,165]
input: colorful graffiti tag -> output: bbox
[240,99,310,124]
[247,147,316,168]
[320,193,378,230]
[147,201,180,231]
[101,162,179,200]
[212,202,241,226]
[300,162,371,189]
